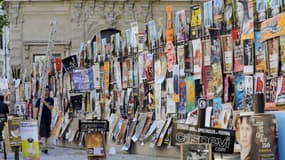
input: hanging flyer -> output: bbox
[256,0,267,22]
[213,0,223,29]
[201,40,210,67]
[255,32,267,71]
[235,73,245,110]
[175,10,188,42]
[236,0,254,38]
[243,76,254,111]
[209,29,222,64]
[186,76,195,113]
[267,38,279,77]
[224,0,233,32]
[177,45,185,77]
[255,72,265,94]
[192,39,202,79]
[221,35,233,73]
[243,39,254,74]
[203,1,213,30]
[190,5,202,38]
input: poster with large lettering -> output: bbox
[190,5,202,38]
[173,124,235,154]
[20,120,40,160]
[253,114,278,160]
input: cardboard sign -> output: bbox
[79,120,109,133]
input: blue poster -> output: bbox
[234,73,245,110]
[272,111,285,160]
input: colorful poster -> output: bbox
[280,36,285,73]
[190,5,202,38]
[236,0,254,38]
[260,12,285,42]
[177,45,185,77]
[202,39,211,66]
[192,39,202,79]
[243,39,254,74]
[85,133,105,156]
[212,97,223,128]
[144,53,154,81]
[173,65,180,103]
[233,29,244,72]
[267,38,279,77]
[185,41,193,72]
[265,77,278,109]
[213,0,223,29]
[165,41,176,72]
[255,32,267,71]
[235,73,245,110]
[255,72,265,93]
[203,66,215,99]
[221,35,233,73]
[209,29,222,64]
[104,61,110,94]
[178,79,186,113]
[72,68,94,91]
[256,0,267,22]
[273,111,285,160]
[203,1,213,29]
[212,63,223,96]
[243,76,254,111]
[186,76,195,113]
[175,10,188,42]
[20,120,40,160]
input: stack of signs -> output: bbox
[20,120,40,160]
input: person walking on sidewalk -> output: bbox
[35,86,54,154]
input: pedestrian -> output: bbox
[0,94,9,121]
[35,86,54,154]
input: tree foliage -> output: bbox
[0,0,8,36]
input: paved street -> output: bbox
[2,146,177,160]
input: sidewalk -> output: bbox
[2,146,177,160]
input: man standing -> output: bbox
[0,94,9,121]
[35,86,54,154]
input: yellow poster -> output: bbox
[20,120,40,160]
[260,12,285,42]
[104,61,110,95]
[51,112,64,138]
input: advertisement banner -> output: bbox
[20,120,40,160]
[260,12,285,42]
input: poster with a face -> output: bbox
[236,0,254,37]
[224,0,233,32]
[144,53,154,81]
[232,29,244,72]
[265,77,278,109]
[234,73,245,110]
[165,41,176,73]
[175,10,189,42]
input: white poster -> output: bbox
[93,63,100,90]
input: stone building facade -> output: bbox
[4,0,198,80]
